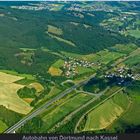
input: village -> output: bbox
[101,12,139,35]
[67,3,115,12]
[62,57,99,78]
[105,67,135,85]
[11,2,62,11]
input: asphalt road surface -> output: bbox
[4,74,96,133]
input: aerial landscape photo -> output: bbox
[0,1,140,134]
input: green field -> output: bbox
[96,50,125,64]
[128,29,140,38]
[0,120,8,133]
[83,92,130,131]
[61,51,100,62]
[52,59,64,68]
[35,86,62,107]
[111,44,137,54]
[121,84,140,124]
[47,33,76,47]
[0,2,139,134]
[62,49,124,64]
[42,93,93,130]
[44,86,62,101]
[101,17,123,26]
[121,98,140,125]
[125,55,140,66]
[77,66,94,75]
[104,86,121,96]
[112,93,130,110]
[0,105,23,132]
[107,83,140,132]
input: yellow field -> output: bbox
[0,72,32,114]
[23,98,34,104]
[70,22,79,26]
[29,82,44,93]
[83,24,92,28]
[0,13,5,17]
[47,25,63,35]
[48,67,63,76]
[0,72,24,83]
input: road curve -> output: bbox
[4,74,96,133]
[74,87,124,133]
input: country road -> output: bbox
[49,87,110,132]
[74,87,124,133]
[4,74,96,133]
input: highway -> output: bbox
[4,74,96,133]
[49,87,110,132]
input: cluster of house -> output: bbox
[103,13,138,33]
[105,67,135,85]
[68,3,114,12]
[11,5,47,11]
[10,3,60,11]
[134,74,140,80]
[63,57,95,77]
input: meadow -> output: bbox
[61,49,124,65]
[128,29,140,39]
[0,105,23,132]
[47,33,76,47]
[43,86,61,101]
[96,50,125,64]
[0,120,8,133]
[76,66,94,75]
[0,2,139,134]
[124,55,140,67]
[122,83,140,124]
[61,51,100,62]
[111,44,137,54]
[42,92,93,131]
[35,86,62,107]
[107,83,140,132]
[83,92,130,131]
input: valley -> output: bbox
[0,1,139,134]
